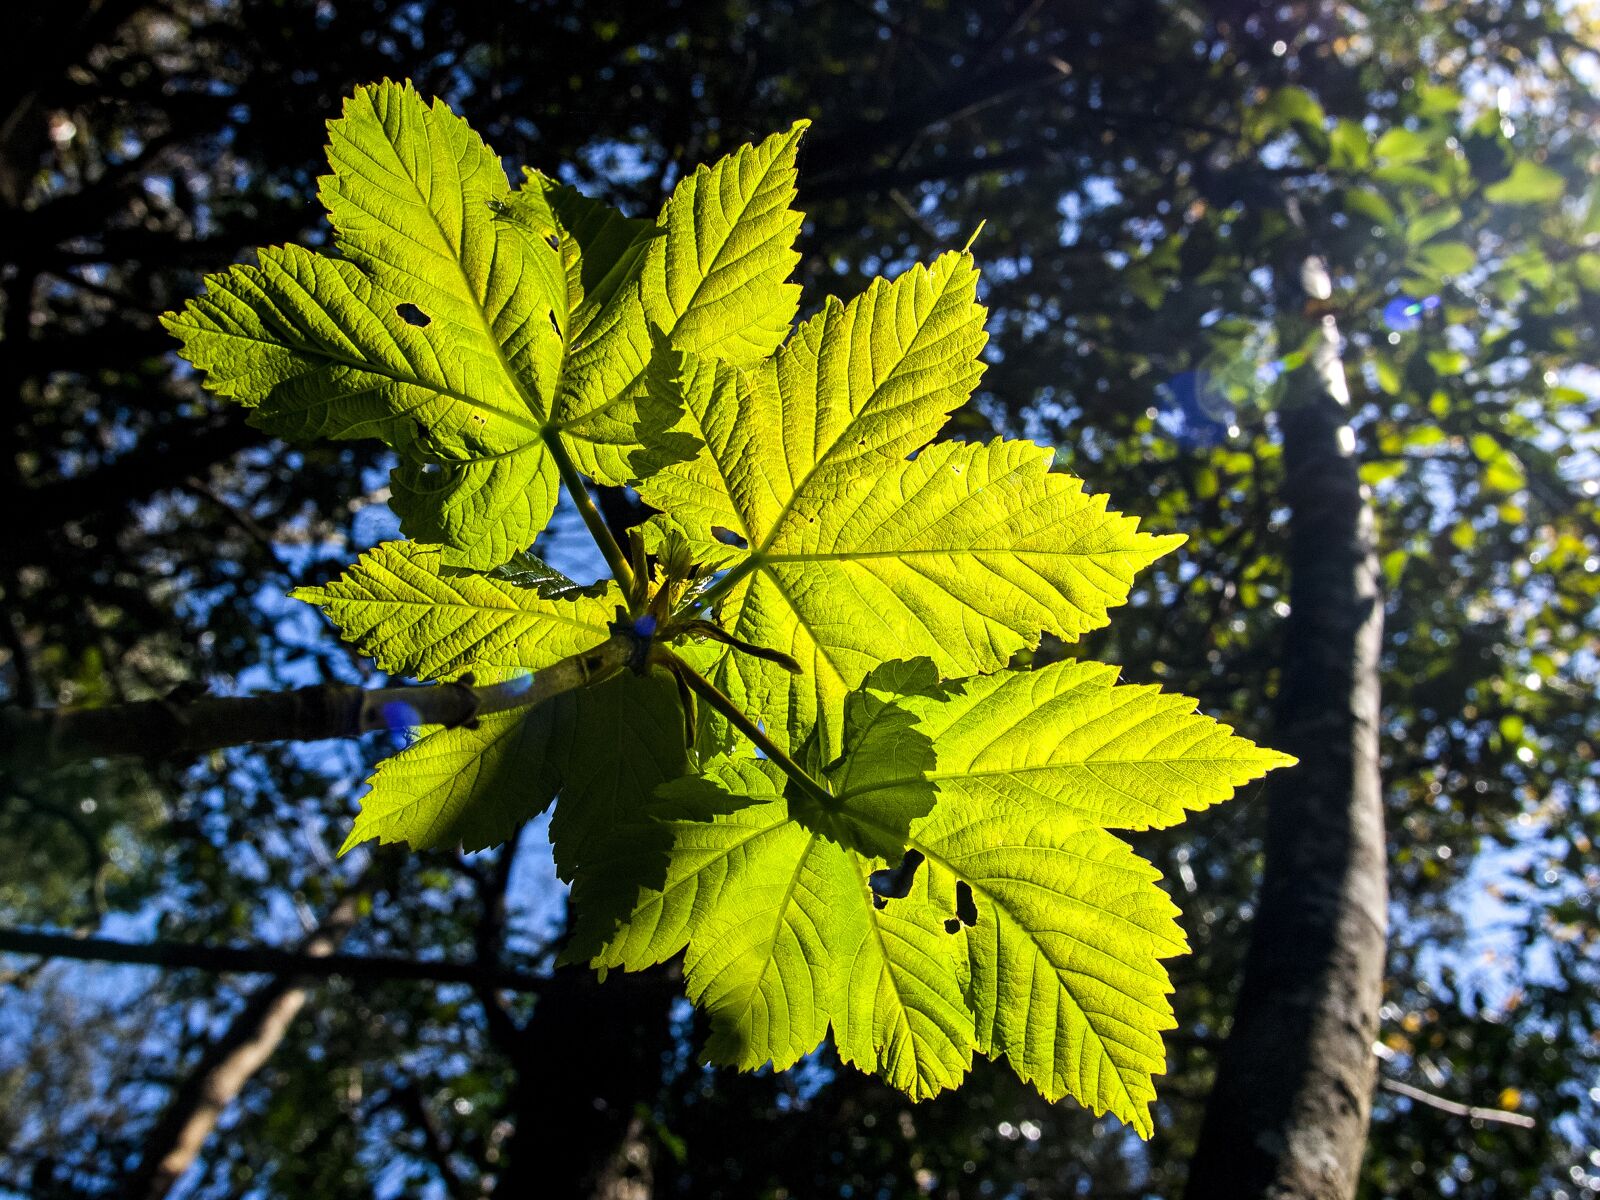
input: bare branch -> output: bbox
[123,894,363,1200]
[0,634,637,769]
[1379,1076,1537,1130]
[0,927,549,993]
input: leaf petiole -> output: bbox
[680,553,761,618]
[656,649,834,809]
[542,427,640,608]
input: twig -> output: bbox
[1379,1076,1536,1129]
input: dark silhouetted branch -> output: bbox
[0,927,552,993]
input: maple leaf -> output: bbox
[165,90,1300,1135]
[638,255,1184,754]
[164,80,806,569]
[575,660,1292,1127]
[293,542,685,855]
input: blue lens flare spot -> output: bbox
[1382,295,1440,333]
[634,614,658,638]
[380,701,421,730]
[1155,370,1232,449]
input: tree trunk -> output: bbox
[123,894,362,1200]
[487,965,678,1200]
[1185,256,1388,1200]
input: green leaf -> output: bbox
[1249,86,1326,153]
[197,96,1302,1125]
[1404,204,1461,246]
[165,83,807,569]
[1344,187,1399,229]
[291,541,618,683]
[1374,125,1438,165]
[349,705,562,854]
[163,81,565,570]
[885,659,1295,831]
[641,260,1181,753]
[298,541,686,856]
[1328,119,1371,170]
[1483,160,1564,205]
[554,122,810,486]
[348,668,685,855]
[585,665,1291,1126]
[1372,163,1450,196]
[585,748,975,1101]
[1414,241,1476,277]
[914,802,1185,1135]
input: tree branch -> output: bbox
[1378,1076,1536,1130]
[0,634,637,769]
[0,927,550,993]
[123,894,365,1200]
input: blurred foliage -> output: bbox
[0,1,1595,1198]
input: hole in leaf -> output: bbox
[869,849,924,901]
[943,917,961,934]
[711,526,748,549]
[544,233,559,250]
[954,880,978,928]
[873,895,888,911]
[418,461,443,478]
[548,309,561,337]
[396,303,431,327]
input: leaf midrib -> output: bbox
[331,96,552,434]
[752,261,968,558]
[552,133,798,437]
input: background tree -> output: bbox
[2,2,1596,1198]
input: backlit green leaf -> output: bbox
[639,263,1181,752]
[291,541,617,683]
[166,83,807,569]
[1484,160,1564,205]
[581,665,1290,1125]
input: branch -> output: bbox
[0,927,549,993]
[1378,1076,1536,1129]
[123,894,364,1200]
[0,634,636,769]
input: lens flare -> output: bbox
[380,700,421,730]
[1156,370,1232,449]
[1382,294,1440,333]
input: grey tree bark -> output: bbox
[0,635,636,769]
[1185,256,1388,1200]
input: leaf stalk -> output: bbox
[656,649,833,808]
[681,552,762,618]
[542,427,640,607]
